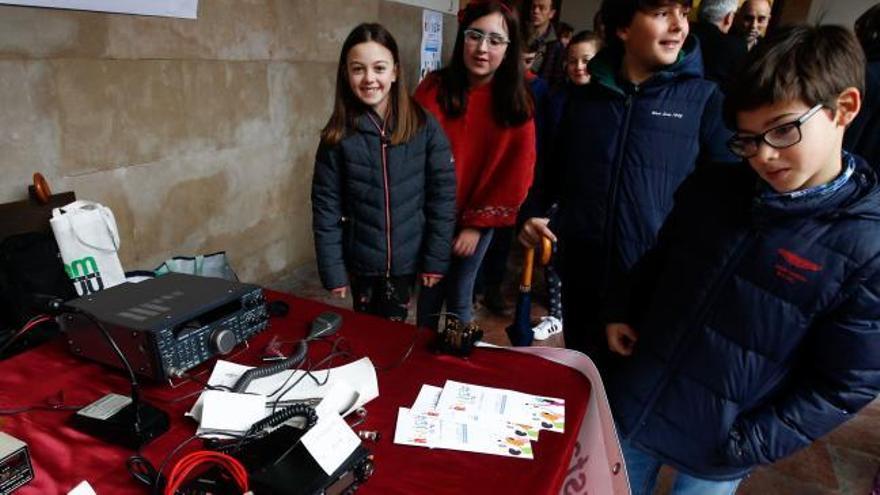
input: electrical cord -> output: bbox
[375,323,422,372]
[76,310,146,436]
[268,342,355,414]
[164,450,249,495]
[230,339,308,393]
[0,390,86,415]
[0,314,54,356]
[127,433,199,494]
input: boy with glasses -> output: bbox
[604,25,880,494]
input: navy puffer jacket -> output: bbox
[608,155,880,480]
[311,112,456,290]
[527,36,735,306]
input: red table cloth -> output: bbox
[0,292,592,494]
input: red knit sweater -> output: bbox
[414,76,536,228]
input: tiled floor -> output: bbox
[275,262,880,495]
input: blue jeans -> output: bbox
[417,228,494,330]
[621,440,743,495]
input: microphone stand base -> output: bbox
[70,393,169,450]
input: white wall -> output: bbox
[809,0,876,27]
[559,0,601,32]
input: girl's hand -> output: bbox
[330,287,348,298]
[453,228,481,257]
[607,323,638,356]
[421,274,442,287]
[519,217,556,247]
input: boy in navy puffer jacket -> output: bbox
[605,25,880,494]
[519,0,735,362]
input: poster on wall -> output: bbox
[388,0,458,15]
[0,0,198,19]
[420,9,444,82]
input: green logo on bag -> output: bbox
[65,256,104,295]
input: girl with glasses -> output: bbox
[414,1,535,351]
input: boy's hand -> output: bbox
[453,228,481,257]
[330,287,348,298]
[519,217,557,247]
[607,323,638,356]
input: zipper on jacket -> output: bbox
[627,228,759,439]
[381,137,392,276]
[367,113,393,277]
[602,88,637,287]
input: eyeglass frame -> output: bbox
[462,28,510,50]
[726,104,825,158]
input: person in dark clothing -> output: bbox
[519,0,734,362]
[850,6,880,495]
[691,0,747,89]
[312,24,456,321]
[605,25,880,494]
[526,0,565,87]
[475,50,550,317]
[734,0,771,50]
[846,3,880,167]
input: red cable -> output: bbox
[0,315,53,355]
[164,450,249,495]
[21,315,53,334]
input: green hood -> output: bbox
[588,35,701,95]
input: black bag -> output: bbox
[0,231,75,356]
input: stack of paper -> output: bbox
[187,357,379,437]
[394,380,565,459]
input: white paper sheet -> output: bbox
[198,391,266,434]
[394,407,534,459]
[186,357,378,438]
[301,412,362,475]
[188,357,378,421]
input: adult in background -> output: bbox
[527,0,565,86]
[691,0,747,89]
[734,0,772,50]
[557,21,574,48]
[846,2,880,167]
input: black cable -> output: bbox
[375,323,422,372]
[268,342,355,414]
[0,315,53,357]
[0,404,85,415]
[230,339,308,393]
[261,336,349,410]
[126,433,201,495]
[77,310,145,436]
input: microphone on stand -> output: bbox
[33,294,169,449]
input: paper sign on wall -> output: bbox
[420,9,444,82]
[0,0,198,19]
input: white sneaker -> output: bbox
[532,316,563,341]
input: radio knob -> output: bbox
[210,329,236,355]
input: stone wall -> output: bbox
[0,1,456,287]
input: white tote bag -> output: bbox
[50,200,126,296]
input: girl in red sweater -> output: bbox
[414,0,535,347]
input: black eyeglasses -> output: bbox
[727,104,825,158]
[463,28,510,49]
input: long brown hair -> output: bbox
[321,23,425,146]
[435,1,533,127]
